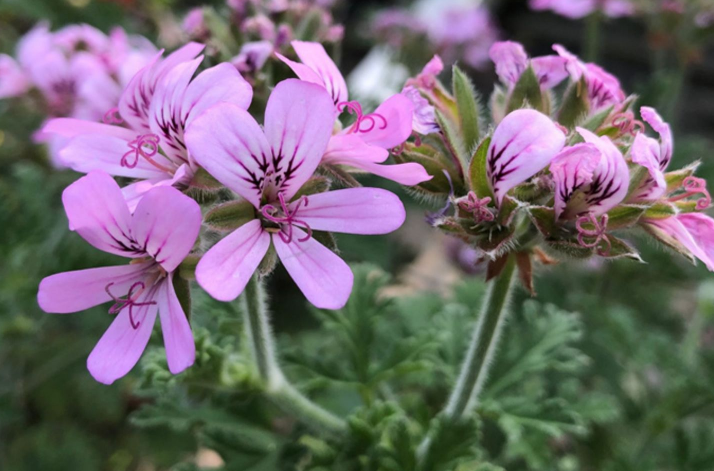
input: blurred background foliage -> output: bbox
[2,0,714,470]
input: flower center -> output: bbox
[668,176,711,211]
[611,111,645,137]
[102,107,123,124]
[457,191,494,225]
[121,133,173,174]
[338,100,388,134]
[260,192,312,244]
[105,281,157,330]
[576,213,611,256]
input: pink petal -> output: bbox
[196,219,271,302]
[185,103,272,207]
[678,213,714,271]
[649,216,714,270]
[131,186,202,272]
[290,40,348,105]
[348,93,414,149]
[630,133,667,202]
[157,277,195,374]
[182,62,253,128]
[295,188,406,234]
[119,43,204,132]
[325,134,389,164]
[60,133,169,180]
[0,54,29,98]
[275,52,325,89]
[121,165,192,213]
[487,109,566,204]
[489,41,528,85]
[401,86,439,135]
[62,171,141,258]
[263,79,335,200]
[530,55,569,89]
[38,262,152,314]
[576,127,630,215]
[273,230,353,309]
[87,282,160,384]
[584,63,625,110]
[41,118,137,141]
[550,143,601,219]
[640,106,673,170]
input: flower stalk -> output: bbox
[241,275,347,435]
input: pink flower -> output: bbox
[647,213,714,271]
[630,106,673,201]
[426,6,499,69]
[0,54,29,98]
[183,8,207,38]
[554,45,626,110]
[551,129,630,219]
[407,55,444,92]
[401,86,438,135]
[530,0,634,19]
[232,40,274,74]
[37,172,202,384]
[185,79,406,309]
[278,40,431,185]
[487,109,567,204]
[42,43,252,210]
[489,41,569,90]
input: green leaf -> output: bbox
[452,65,481,152]
[507,66,544,113]
[204,200,256,232]
[468,136,494,199]
[606,204,646,229]
[558,79,590,128]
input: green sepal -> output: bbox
[468,136,494,199]
[189,167,223,190]
[626,164,650,200]
[606,204,646,229]
[497,195,520,226]
[601,235,644,262]
[544,239,594,259]
[204,200,256,232]
[436,109,469,175]
[257,242,278,277]
[665,161,701,193]
[558,79,590,129]
[476,225,516,257]
[172,271,192,323]
[394,144,462,196]
[643,201,677,219]
[178,254,200,280]
[580,105,614,133]
[507,66,544,113]
[641,222,696,264]
[452,65,481,152]
[292,175,331,200]
[528,206,558,238]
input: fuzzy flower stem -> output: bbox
[585,12,601,62]
[241,275,347,435]
[418,256,517,468]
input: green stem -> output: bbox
[241,276,347,435]
[417,256,517,468]
[584,13,602,63]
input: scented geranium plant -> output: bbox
[3,3,713,470]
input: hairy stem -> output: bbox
[242,275,347,435]
[584,12,602,63]
[418,256,517,468]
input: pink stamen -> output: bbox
[576,213,611,256]
[458,191,494,225]
[669,176,711,210]
[260,193,313,244]
[121,134,172,173]
[337,100,388,134]
[102,107,123,124]
[612,111,645,137]
[105,281,156,330]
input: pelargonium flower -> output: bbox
[232,40,274,75]
[487,109,567,204]
[42,43,252,209]
[551,128,629,219]
[647,213,714,271]
[0,54,29,98]
[630,106,673,201]
[530,0,634,19]
[278,40,431,185]
[37,172,202,384]
[489,41,569,90]
[554,44,626,111]
[185,79,406,309]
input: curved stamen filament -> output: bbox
[576,213,611,256]
[669,176,711,210]
[102,107,123,124]
[261,193,313,244]
[121,134,173,174]
[458,191,494,225]
[612,111,645,137]
[105,281,157,330]
[337,100,388,134]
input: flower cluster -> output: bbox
[395,40,714,288]
[34,38,428,384]
[0,23,157,165]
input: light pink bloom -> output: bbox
[630,106,673,201]
[42,43,252,210]
[185,79,406,309]
[183,8,207,38]
[487,109,566,204]
[530,0,634,19]
[648,213,714,271]
[0,54,29,98]
[554,45,626,110]
[426,6,499,69]
[401,86,438,135]
[489,41,568,90]
[37,172,201,384]
[407,55,444,92]
[278,40,431,185]
[232,40,274,74]
[551,128,630,218]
